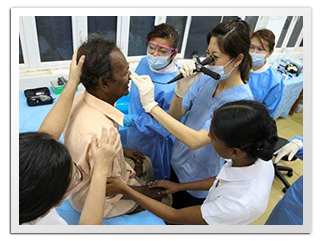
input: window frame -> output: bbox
[19,15,303,75]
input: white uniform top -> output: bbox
[201,159,274,225]
[22,208,68,225]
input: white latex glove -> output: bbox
[130,72,158,113]
[273,139,303,163]
[175,61,202,98]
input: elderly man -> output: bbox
[64,34,165,218]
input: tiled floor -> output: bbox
[249,112,303,225]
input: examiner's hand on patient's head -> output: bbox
[105,177,127,196]
[68,49,85,88]
[90,127,121,170]
[147,180,181,195]
[130,72,158,113]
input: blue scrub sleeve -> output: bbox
[182,76,202,112]
[202,118,211,132]
[263,81,284,118]
[131,111,171,138]
[129,82,171,138]
[289,136,303,160]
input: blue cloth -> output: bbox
[126,57,178,180]
[266,136,303,225]
[273,70,303,119]
[172,74,254,198]
[19,89,65,142]
[56,199,165,225]
[124,114,134,127]
[248,65,285,120]
[19,89,165,225]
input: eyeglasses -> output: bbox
[147,41,178,57]
[66,162,83,193]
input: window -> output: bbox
[276,16,293,48]
[287,16,303,47]
[184,16,222,58]
[222,16,238,22]
[19,15,303,71]
[245,16,259,31]
[35,16,74,62]
[88,16,117,42]
[128,16,155,56]
[19,37,24,64]
[166,16,187,52]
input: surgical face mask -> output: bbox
[250,52,267,67]
[206,58,235,81]
[147,53,171,70]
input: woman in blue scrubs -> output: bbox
[130,17,254,208]
[248,29,284,120]
[125,24,180,180]
[266,136,303,225]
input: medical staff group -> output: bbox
[19,17,303,226]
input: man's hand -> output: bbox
[67,49,85,88]
[106,177,128,196]
[148,180,181,195]
[123,148,145,176]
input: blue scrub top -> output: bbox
[171,74,254,198]
[248,64,284,120]
[266,136,303,225]
[127,57,178,180]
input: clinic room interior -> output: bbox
[18,15,303,226]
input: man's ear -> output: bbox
[98,77,109,93]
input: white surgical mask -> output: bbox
[206,58,235,81]
[250,52,267,67]
[147,53,171,70]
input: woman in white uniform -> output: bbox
[20,50,122,225]
[105,100,278,225]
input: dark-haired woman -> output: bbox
[130,18,254,208]
[105,100,278,225]
[248,29,284,120]
[125,23,180,180]
[20,50,122,225]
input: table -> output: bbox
[274,73,303,119]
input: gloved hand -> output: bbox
[175,61,202,98]
[130,72,158,113]
[273,139,303,163]
[123,114,134,127]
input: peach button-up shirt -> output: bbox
[64,91,140,218]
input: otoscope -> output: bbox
[152,52,221,85]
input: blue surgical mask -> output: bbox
[250,52,267,67]
[147,53,170,70]
[206,58,235,81]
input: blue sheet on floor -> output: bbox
[19,88,165,225]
